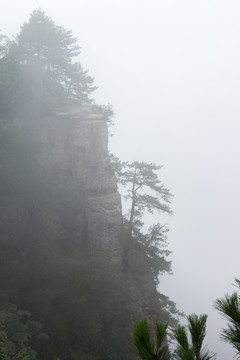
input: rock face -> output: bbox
[37,105,173,325]
[39,106,123,264]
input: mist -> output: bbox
[1,1,240,359]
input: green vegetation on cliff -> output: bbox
[0,10,179,360]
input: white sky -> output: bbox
[2,1,240,358]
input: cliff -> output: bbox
[38,106,123,264]
[0,12,174,359]
[36,105,173,324]
[0,102,176,359]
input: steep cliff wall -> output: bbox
[37,105,174,325]
[38,106,123,264]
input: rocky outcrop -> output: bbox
[37,105,174,325]
[38,106,123,264]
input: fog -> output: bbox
[2,1,240,358]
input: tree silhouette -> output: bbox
[113,158,172,236]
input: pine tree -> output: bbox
[173,314,216,360]
[215,278,240,357]
[0,9,96,116]
[113,158,172,236]
[133,318,170,360]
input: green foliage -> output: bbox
[133,315,216,360]
[0,9,96,117]
[215,278,240,357]
[133,318,170,360]
[133,223,172,282]
[16,9,96,101]
[157,294,181,330]
[114,159,172,232]
[173,314,216,360]
[112,155,178,328]
[0,304,44,360]
[113,156,173,279]
[0,328,9,360]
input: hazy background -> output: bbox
[1,1,240,358]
